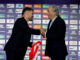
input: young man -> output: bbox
[4,7,41,60]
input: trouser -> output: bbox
[6,50,26,60]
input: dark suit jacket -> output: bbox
[45,16,68,57]
[4,17,40,51]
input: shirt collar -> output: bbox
[51,16,57,22]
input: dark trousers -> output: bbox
[6,50,26,60]
[50,55,66,60]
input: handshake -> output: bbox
[40,28,47,37]
[32,28,47,46]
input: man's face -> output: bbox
[28,11,33,21]
[47,6,56,20]
[24,10,33,21]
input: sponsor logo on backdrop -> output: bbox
[69,41,77,45]
[38,50,41,55]
[0,34,5,39]
[69,46,77,51]
[42,25,48,29]
[7,9,14,13]
[33,35,41,39]
[42,50,45,55]
[69,25,78,30]
[70,31,77,35]
[0,14,5,18]
[42,4,49,8]
[0,19,5,23]
[60,14,69,19]
[61,10,68,13]
[34,9,41,13]
[70,15,78,19]
[69,36,77,40]
[0,40,5,44]
[24,4,32,8]
[7,4,15,8]
[42,19,49,24]
[34,4,41,8]
[70,10,78,14]
[34,14,41,19]
[7,19,14,23]
[78,52,80,56]
[79,41,80,45]
[42,9,48,14]
[33,19,41,24]
[70,4,78,9]
[42,14,48,19]
[33,40,41,43]
[6,35,11,39]
[0,4,5,8]
[70,51,77,56]
[0,25,5,28]
[61,5,68,8]
[7,14,14,18]
[42,46,46,50]
[6,24,14,29]
[70,20,78,24]
[15,9,23,13]
[16,4,23,8]
[0,9,6,13]
[0,45,4,50]
[42,40,46,45]
[16,14,22,18]
[7,30,12,34]
[33,25,41,29]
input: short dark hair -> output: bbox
[22,7,33,15]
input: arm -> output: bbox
[16,19,40,35]
[28,28,40,35]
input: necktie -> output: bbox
[49,20,53,29]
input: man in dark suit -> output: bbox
[41,5,68,60]
[4,7,41,60]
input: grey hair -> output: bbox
[51,5,59,16]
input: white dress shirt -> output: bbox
[49,16,57,29]
[44,16,57,38]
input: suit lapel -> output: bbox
[48,16,59,30]
[47,20,52,30]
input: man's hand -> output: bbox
[40,28,47,37]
